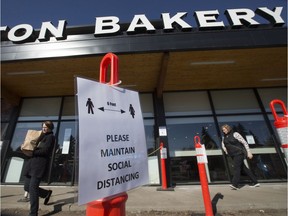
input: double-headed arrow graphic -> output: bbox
[98,107,125,114]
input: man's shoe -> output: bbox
[17,197,30,202]
[229,184,239,190]
[44,190,52,205]
[249,183,260,188]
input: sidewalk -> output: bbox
[1,183,287,215]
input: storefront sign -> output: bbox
[76,77,149,205]
[0,7,285,43]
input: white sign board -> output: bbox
[159,126,167,136]
[195,144,208,164]
[246,135,256,145]
[76,77,149,205]
[160,148,167,159]
[62,128,72,154]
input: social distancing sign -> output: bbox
[76,77,149,205]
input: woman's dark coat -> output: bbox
[23,132,55,179]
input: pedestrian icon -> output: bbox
[86,98,94,114]
[129,104,135,118]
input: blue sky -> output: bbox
[1,0,287,29]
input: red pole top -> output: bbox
[194,136,202,148]
[270,99,288,121]
[99,53,119,85]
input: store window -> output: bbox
[61,96,76,120]
[3,122,58,183]
[166,116,227,183]
[139,93,156,154]
[145,119,156,155]
[170,155,228,183]
[18,98,61,121]
[257,87,287,112]
[139,93,154,118]
[2,97,62,184]
[164,89,287,183]
[144,118,159,184]
[166,117,219,151]
[50,96,77,185]
[1,122,9,152]
[51,121,76,185]
[139,93,159,184]
[211,89,261,114]
[217,115,286,180]
[164,91,227,183]
[3,94,156,185]
[1,99,18,158]
[248,154,287,180]
[170,156,198,183]
[164,91,212,116]
[217,115,274,148]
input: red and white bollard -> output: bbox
[270,99,288,163]
[160,142,168,189]
[157,142,174,191]
[194,136,214,216]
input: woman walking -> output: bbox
[221,124,260,190]
[23,121,55,216]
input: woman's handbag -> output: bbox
[21,130,42,156]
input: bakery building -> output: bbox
[1,2,287,187]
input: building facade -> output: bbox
[1,2,287,186]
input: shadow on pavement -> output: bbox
[42,197,75,216]
[212,192,224,215]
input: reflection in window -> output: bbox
[166,117,219,151]
[51,121,76,185]
[171,157,198,183]
[217,115,275,148]
[249,154,287,180]
[144,119,156,156]
[10,122,57,152]
[1,123,9,140]
[170,155,228,183]
[207,156,228,182]
[4,122,58,183]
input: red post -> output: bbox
[99,52,119,85]
[194,136,214,216]
[86,193,128,216]
[160,142,168,189]
[270,99,288,162]
[86,53,128,216]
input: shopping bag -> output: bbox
[21,130,42,156]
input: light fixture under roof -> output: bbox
[261,78,287,82]
[6,71,46,75]
[190,60,235,65]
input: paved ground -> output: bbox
[1,183,287,215]
[1,208,287,216]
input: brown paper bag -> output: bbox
[21,130,42,156]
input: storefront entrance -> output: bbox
[1,88,287,186]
